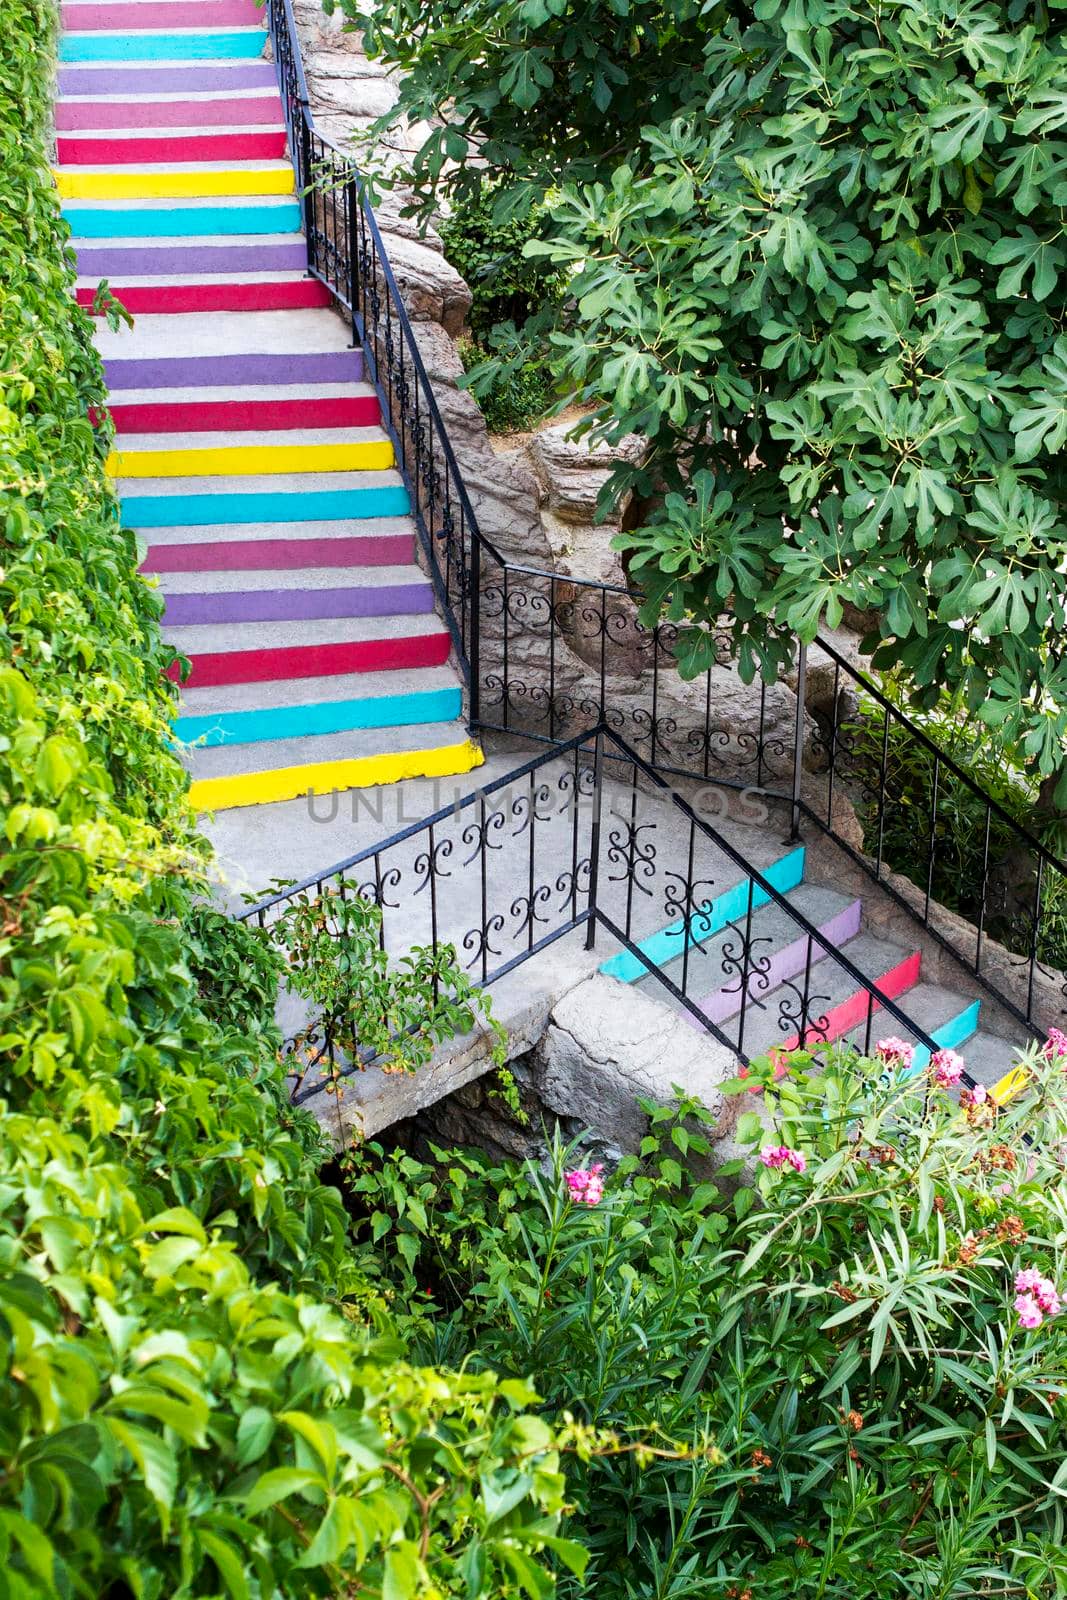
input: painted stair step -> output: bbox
[141,528,415,572]
[59,131,287,163]
[159,562,425,594]
[78,280,331,314]
[175,683,463,749]
[186,732,483,812]
[62,0,265,29]
[693,889,863,1025]
[869,985,983,1074]
[599,845,807,985]
[108,395,379,433]
[94,305,357,358]
[123,483,410,527]
[179,664,460,715]
[777,942,921,1055]
[168,628,453,689]
[108,437,394,478]
[78,239,307,276]
[64,199,301,236]
[162,580,434,626]
[56,93,283,129]
[104,351,363,389]
[57,164,294,200]
[59,30,268,62]
[57,62,277,94]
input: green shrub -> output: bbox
[457,335,556,433]
[842,680,1067,971]
[440,185,566,341]
[0,4,570,1593]
[345,1042,1067,1599]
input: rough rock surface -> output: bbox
[533,975,740,1150]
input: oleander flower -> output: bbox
[931,1048,965,1088]
[875,1036,914,1071]
[1043,1027,1067,1062]
[564,1163,605,1205]
[760,1145,807,1174]
[1015,1292,1045,1330]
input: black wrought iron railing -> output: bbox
[243,726,962,1106]
[262,0,1066,1056]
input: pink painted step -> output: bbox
[55,95,283,132]
[62,0,263,26]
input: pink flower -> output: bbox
[876,1036,914,1071]
[1015,1293,1044,1330]
[931,1048,965,1089]
[960,1083,988,1109]
[1043,1028,1067,1062]
[1014,1266,1060,1322]
[760,1144,807,1174]
[564,1163,605,1205]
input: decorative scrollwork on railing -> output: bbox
[606,817,658,899]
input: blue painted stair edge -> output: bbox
[600,846,807,985]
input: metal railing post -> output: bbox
[584,728,605,949]
[347,171,360,345]
[469,534,482,731]
[790,641,808,842]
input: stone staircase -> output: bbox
[57,0,482,812]
[601,838,1025,1094]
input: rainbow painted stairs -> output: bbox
[57,0,482,812]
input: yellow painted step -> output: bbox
[990,1063,1029,1106]
[189,739,484,811]
[54,166,293,200]
[107,439,395,478]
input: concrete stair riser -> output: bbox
[57,63,278,93]
[161,581,434,627]
[122,486,410,526]
[58,164,295,200]
[141,530,415,572]
[80,281,331,312]
[56,95,284,129]
[63,201,302,236]
[60,31,268,62]
[62,0,265,28]
[104,351,364,387]
[108,437,394,478]
[175,685,464,749]
[107,396,380,432]
[80,240,306,276]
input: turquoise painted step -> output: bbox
[174,685,463,749]
[62,202,301,238]
[906,999,981,1075]
[122,486,411,527]
[600,846,807,984]
[60,31,266,61]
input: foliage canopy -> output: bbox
[0,3,570,1592]
[347,0,1067,794]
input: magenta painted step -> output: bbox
[78,241,306,276]
[62,0,263,26]
[162,582,433,625]
[104,352,365,390]
[57,62,277,95]
[142,533,414,574]
[697,897,864,1025]
[56,94,282,131]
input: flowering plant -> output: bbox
[351,1036,1067,1599]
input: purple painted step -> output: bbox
[104,352,365,391]
[58,61,277,93]
[697,897,863,1025]
[161,582,434,625]
[78,241,307,276]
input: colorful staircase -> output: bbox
[601,844,1026,1098]
[57,0,482,811]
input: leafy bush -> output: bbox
[345,1042,1067,1599]
[439,184,564,434]
[440,185,566,341]
[842,681,1067,972]
[458,335,556,434]
[0,3,570,1593]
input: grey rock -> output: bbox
[532,974,740,1151]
